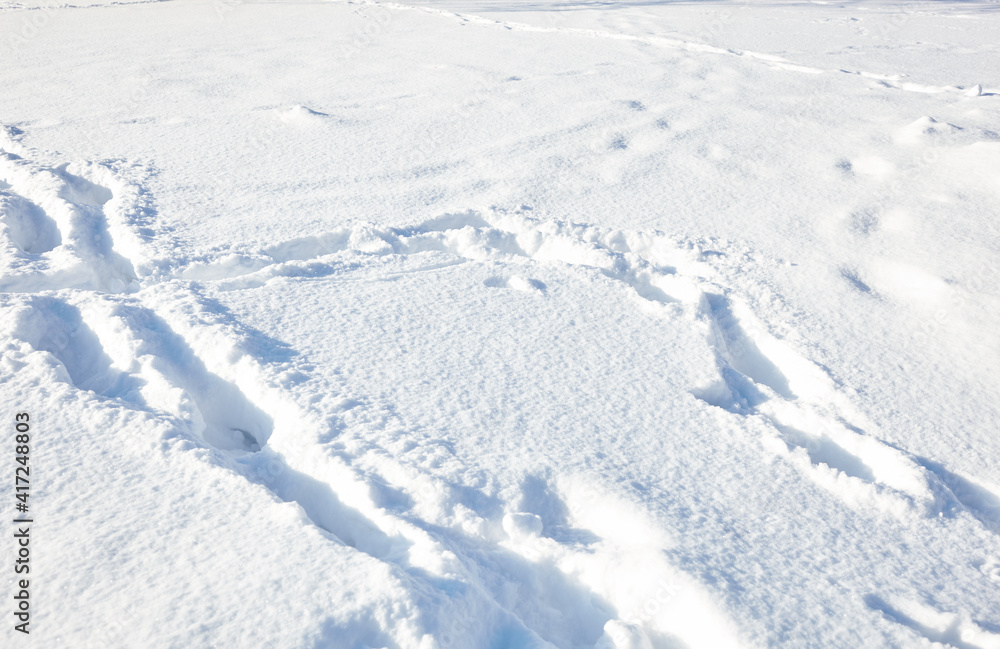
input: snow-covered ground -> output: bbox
[2,0,999,647]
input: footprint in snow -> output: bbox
[278,105,331,125]
[484,275,546,293]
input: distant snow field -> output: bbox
[2,0,999,647]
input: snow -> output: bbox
[2,0,1000,647]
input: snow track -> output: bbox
[3,109,999,646]
[0,131,747,648]
[363,0,994,97]
[2,0,1000,641]
[172,201,996,527]
[865,595,1000,649]
[0,144,137,293]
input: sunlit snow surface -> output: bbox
[2,0,1000,647]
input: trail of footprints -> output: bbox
[865,594,1000,649]
[3,127,999,647]
[367,0,990,97]
[181,202,1000,528]
[0,132,738,648]
[0,147,137,293]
